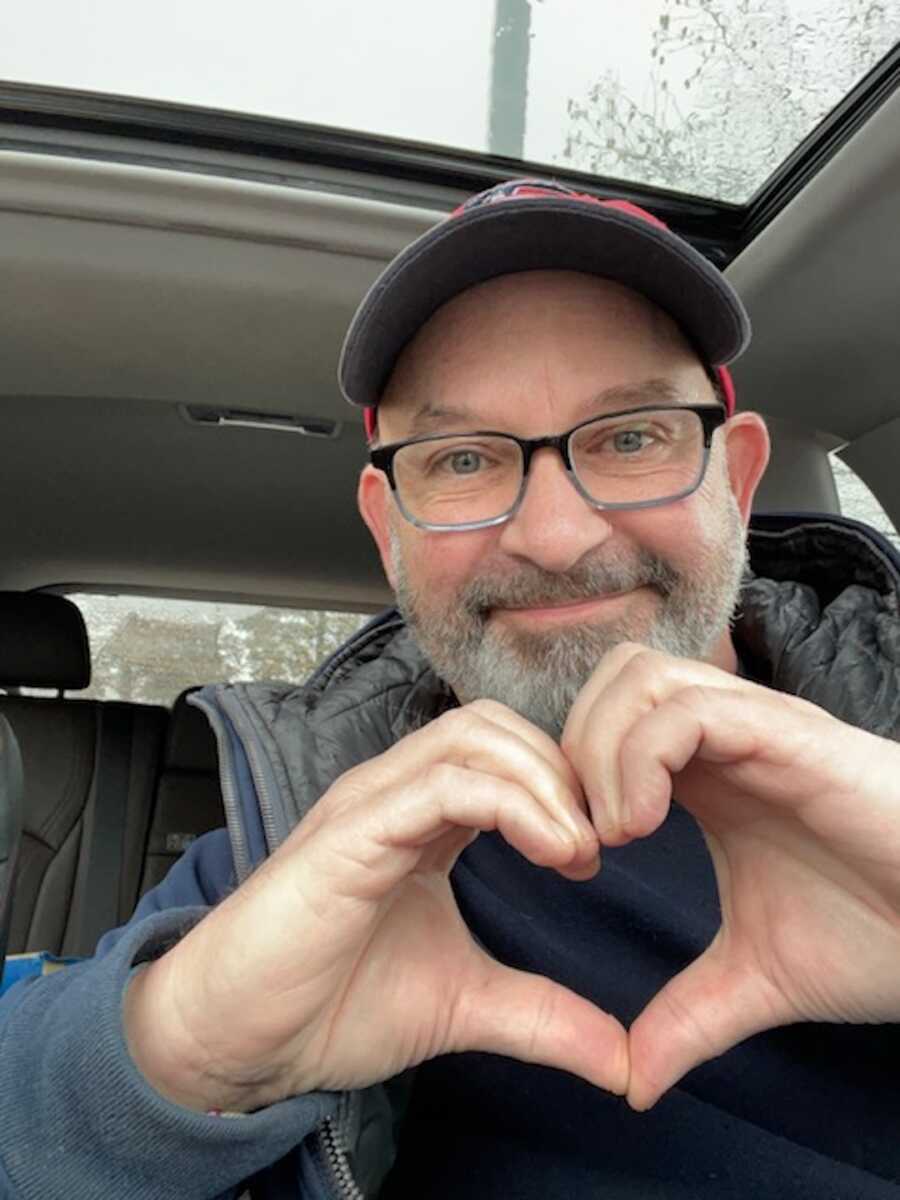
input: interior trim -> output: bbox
[0,149,438,260]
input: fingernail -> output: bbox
[575,807,601,843]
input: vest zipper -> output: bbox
[318,1116,365,1199]
[236,709,279,850]
[187,692,251,881]
[220,688,284,853]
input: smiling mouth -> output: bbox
[492,587,649,627]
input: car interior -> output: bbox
[0,6,899,977]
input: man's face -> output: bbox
[361,271,760,738]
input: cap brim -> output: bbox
[339,197,750,409]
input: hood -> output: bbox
[740,514,900,738]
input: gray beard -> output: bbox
[390,498,747,739]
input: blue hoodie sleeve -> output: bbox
[0,830,340,1199]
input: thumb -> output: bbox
[626,940,792,1111]
[451,959,630,1096]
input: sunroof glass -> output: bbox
[0,0,897,204]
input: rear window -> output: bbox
[830,456,900,550]
[66,594,369,706]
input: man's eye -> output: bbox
[442,449,484,475]
[612,429,652,454]
[581,426,657,458]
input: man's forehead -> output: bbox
[394,270,695,372]
[376,271,711,437]
[427,269,673,327]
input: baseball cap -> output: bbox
[338,179,749,437]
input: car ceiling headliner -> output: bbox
[1,84,899,606]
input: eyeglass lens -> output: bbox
[391,408,707,528]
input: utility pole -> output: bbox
[489,0,532,159]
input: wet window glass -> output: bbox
[0,1,896,202]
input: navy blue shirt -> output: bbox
[382,805,900,1197]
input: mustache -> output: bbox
[459,548,681,617]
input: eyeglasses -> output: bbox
[370,404,726,532]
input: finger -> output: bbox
[562,640,648,755]
[467,699,586,804]
[626,939,792,1111]
[366,705,594,844]
[451,958,630,1096]
[611,689,709,841]
[625,685,845,833]
[464,701,600,872]
[562,647,740,842]
[306,764,588,910]
[563,645,684,839]
[384,763,583,869]
[460,701,599,848]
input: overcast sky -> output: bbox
[0,2,838,143]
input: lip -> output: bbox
[491,587,646,628]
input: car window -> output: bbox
[0,1,896,202]
[831,456,900,549]
[59,594,369,705]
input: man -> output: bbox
[1,180,899,1198]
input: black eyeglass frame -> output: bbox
[369,402,728,532]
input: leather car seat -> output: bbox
[0,593,166,957]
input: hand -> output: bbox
[125,701,628,1112]
[562,643,900,1111]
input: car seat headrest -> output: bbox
[164,689,218,773]
[0,593,91,690]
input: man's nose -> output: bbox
[496,447,614,572]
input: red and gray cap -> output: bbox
[338,179,748,437]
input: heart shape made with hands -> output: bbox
[559,643,900,1110]
[134,651,900,1119]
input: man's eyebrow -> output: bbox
[583,378,686,416]
[405,402,480,435]
[403,380,692,437]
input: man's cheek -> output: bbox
[625,511,709,576]
[422,544,489,596]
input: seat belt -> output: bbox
[76,704,134,957]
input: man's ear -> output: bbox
[722,412,770,525]
[358,465,398,589]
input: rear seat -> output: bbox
[0,593,167,957]
[139,687,225,897]
[0,715,23,979]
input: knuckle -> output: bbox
[527,982,560,1058]
[422,760,459,793]
[626,645,663,679]
[435,705,484,742]
[465,697,510,721]
[320,764,373,816]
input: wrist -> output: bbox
[123,947,292,1114]
[123,955,234,1112]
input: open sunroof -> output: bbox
[0,0,897,206]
